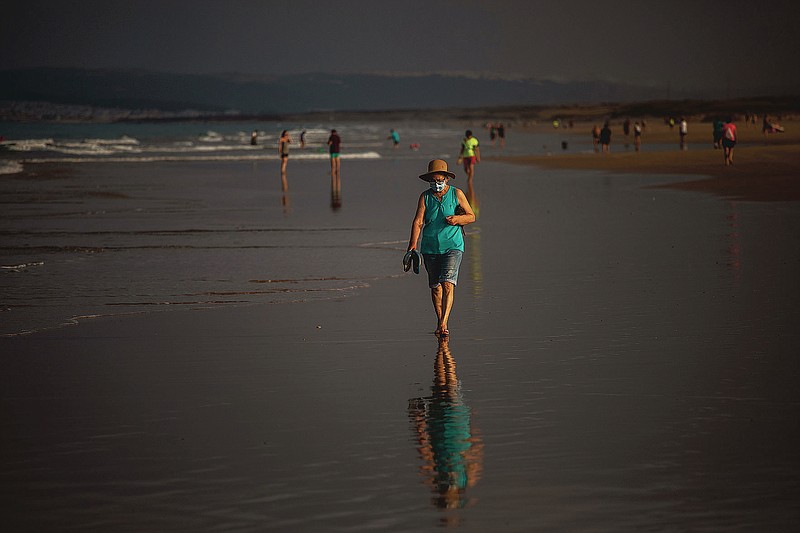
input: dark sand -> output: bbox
[2,154,800,530]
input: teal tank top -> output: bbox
[421,186,465,254]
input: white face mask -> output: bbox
[430,181,446,192]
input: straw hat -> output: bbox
[418,159,456,182]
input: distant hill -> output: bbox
[0,68,672,115]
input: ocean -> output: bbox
[0,118,682,174]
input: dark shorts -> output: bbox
[722,138,736,149]
[423,249,463,288]
[280,153,289,159]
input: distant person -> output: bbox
[388,129,400,149]
[713,120,724,149]
[599,122,612,153]
[722,118,737,166]
[591,124,601,152]
[679,118,688,150]
[250,130,258,146]
[761,115,785,135]
[278,130,291,174]
[623,118,631,137]
[457,130,480,180]
[327,129,341,179]
[497,123,506,148]
[488,123,497,145]
[407,159,476,337]
[633,122,642,151]
[300,129,307,148]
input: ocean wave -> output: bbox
[0,160,24,175]
[3,136,143,156]
[3,132,382,161]
[1,261,44,272]
[2,138,55,151]
[19,151,382,164]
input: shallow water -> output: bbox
[2,140,800,530]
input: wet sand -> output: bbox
[2,155,800,530]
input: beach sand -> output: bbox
[495,119,800,201]
[2,146,800,530]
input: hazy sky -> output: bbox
[3,0,799,96]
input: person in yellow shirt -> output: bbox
[456,130,480,180]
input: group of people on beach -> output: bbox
[485,122,506,147]
[266,129,341,178]
[591,116,740,164]
[593,119,645,153]
[701,117,739,164]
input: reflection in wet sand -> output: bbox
[465,175,478,218]
[409,337,483,517]
[725,201,741,283]
[465,174,482,298]
[280,171,291,213]
[331,170,342,211]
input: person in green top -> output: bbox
[713,119,725,149]
[407,159,476,337]
[456,130,481,181]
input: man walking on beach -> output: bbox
[679,118,688,150]
[327,129,341,179]
[407,159,476,337]
[599,122,612,153]
[722,118,737,166]
[457,131,480,180]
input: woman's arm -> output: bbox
[407,193,426,251]
[446,188,476,226]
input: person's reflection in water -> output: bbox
[331,170,342,211]
[465,171,478,219]
[465,173,482,298]
[280,171,291,213]
[408,337,483,515]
